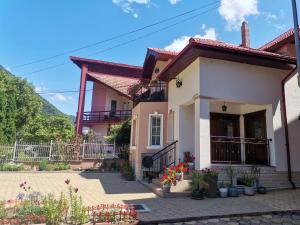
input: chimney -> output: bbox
[241,21,250,48]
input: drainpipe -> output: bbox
[281,67,297,189]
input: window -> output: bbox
[110,100,117,117]
[131,119,137,147]
[148,114,163,148]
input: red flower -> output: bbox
[74,188,79,193]
[64,179,70,185]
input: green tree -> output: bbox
[105,119,131,145]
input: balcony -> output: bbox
[82,110,132,124]
[132,84,168,105]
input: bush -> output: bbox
[42,193,68,225]
[17,200,43,218]
[0,201,6,219]
[0,162,24,171]
[53,162,70,171]
[38,160,49,171]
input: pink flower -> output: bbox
[74,188,79,193]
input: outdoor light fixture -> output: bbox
[222,102,227,112]
[176,78,182,88]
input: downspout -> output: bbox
[281,67,297,189]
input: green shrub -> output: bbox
[0,201,6,219]
[17,200,43,218]
[42,193,68,225]
[0,162,24,171]
[68,186,88,225]
[38,159,49,171]
[53,162,70,171]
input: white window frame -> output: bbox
[147,113,164,149]
[130,118,137,149]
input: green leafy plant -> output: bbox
[42,193,68,225]
[105,119,131,146]
[0,201,6,219]
[122,162,135,181]
[0,162,24,171]
[39,159,49,171]
[191,171,207,191]
[16,200,43,218]
[225,166,238,187]
[68,185,88,225]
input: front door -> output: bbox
[244,110,268,165]
[210,113,241,163]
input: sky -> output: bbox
[0,0,298,116]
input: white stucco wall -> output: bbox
[168,56,300,172]
[284,72,300,171]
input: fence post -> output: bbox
[82,140,86,160]
[49,140,53,161]
[12,141,17,162]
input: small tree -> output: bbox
[105,119,131,146]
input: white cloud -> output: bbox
[218,0,259,30]
[5,67,11,72]
[50,93,74,102]
[112,0,151,18]
[168,0,181,5]
[164,27,217,52]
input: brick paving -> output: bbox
[0,172,299,223]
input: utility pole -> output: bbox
[291,0,300,86]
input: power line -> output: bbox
[24,5,218,76]
[12,1,219,69]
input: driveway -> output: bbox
[0,172,299,223]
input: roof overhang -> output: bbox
[158,40,297,81]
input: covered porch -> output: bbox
[177,99,275,168]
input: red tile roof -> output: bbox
[191,38,296,61]
[87,72,140,99]
[259,27,299,51]
[148,48,178,57]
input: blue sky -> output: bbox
[0,0,298,116]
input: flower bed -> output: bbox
[0,180,137,225]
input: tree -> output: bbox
[105,119,131,146]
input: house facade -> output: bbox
[71,56,142,141]
[73,23,300,188]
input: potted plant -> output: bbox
[218,182,229,198]
[184,152,195,170]
[250,166,267,194]
[225,166,239,197]
[190,172,207,200]
[241,174,256,196]
[202,168,219,198]
[175,162,188,181]
[159,167,176,193]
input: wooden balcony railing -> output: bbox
[210,136,271,165]
[82,110,132,123]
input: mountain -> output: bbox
[0,65,75,143]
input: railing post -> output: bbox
[49,140,53,161]
[12,141,17,162]
[82,140,86,160]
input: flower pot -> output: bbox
[176,172,183,181]
[244,186,255,196]
[219,188,228,198]
[191,189,205,200]
[205,176,218,198]
[162,184,171,193]
[257,186,267,194]
[228,187,239,197]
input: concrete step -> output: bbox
[141,179,191,198]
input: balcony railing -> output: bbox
[210,136,271,165]
[132,84,167,104]
[82,110,131,123]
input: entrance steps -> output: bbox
[141,177,192,198]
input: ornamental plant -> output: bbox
[175,162,188,174]
[201,168,218,180]
[184,154,195,163]
[160,167,176,186]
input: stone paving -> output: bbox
[0,172,299,223]
[158,212,300,225]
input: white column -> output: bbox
[194,98,211,170]
[266,105,276,166]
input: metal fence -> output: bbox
[0,141,118,162]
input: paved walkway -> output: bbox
[158,212,300,225]
[0,172,299,223]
